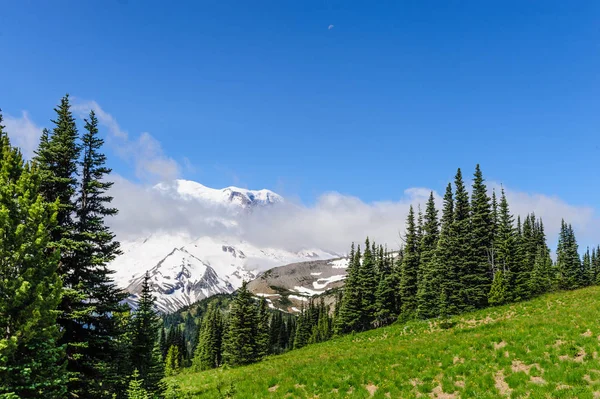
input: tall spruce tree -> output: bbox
[71,110,129,397]
[335,244,363,334]
[192,303,223,370]
[129,273,164,395]
[358,238,378,329]
[416,192,440,319]
[466,164,493,309]
[399,206,419,319]
[0,118,67,398]
[556,220,581,290]
[255,298,271,360]
[223,281,258,366]
[494,188,517,301]
[435,183,460,315]
[451,168,471,311]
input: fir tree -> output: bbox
[255,298,271,360]
[129,273,164,395]
[488,270,508,306]
[192,304,223,370]
[556,220,581,290]
[164,345,181,377]
[465,164,493,309]
[358,238,378,329]
[223,281,258,366]
[335,244,363,334]
[126,369,150,399]
[494,188,517,301]
[0,117,67,398]
[451,168,471,311]
[435,183,460,315]
[72,110,129,397]
[529,245,554,295]
[416,192,440,319]
[399,207,419,319]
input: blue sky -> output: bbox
[1,1,599,248]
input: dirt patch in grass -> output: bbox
[364,383,378,396]
[582,329,593,337]
[494,341,507,350]
[454,380,465,388]
[553,339,565,348]
[268,385,279,392]
[511,360,540,374]
[453,356,464,364]
[556,384,571,390]
[530,376,546,384]
[294,384,305,389]
[429,384,457,399]
[494,370,512,397]
[559,348,586,363]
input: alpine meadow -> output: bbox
[2,2,600,398]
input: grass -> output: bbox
[169,286,600,398]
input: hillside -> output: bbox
[169,286,600,398]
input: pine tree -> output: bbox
[0,116,67,398]
[164,345,181,377]
[358,238,378,329]
[335,244,363,334]
[435,183,460,315]
[126,369,150,399]
[465,164,493,309]
[494,188,517,301]
[556,220,581,290]
[451,168,471,311]
[529,245,554,295]
[582,248,592,287]
[192,304,223,370]
[223,281,258,366]
[255,298,271,360]
[129,273,164,395]
[72,110,129,397]
[488,270,508,306]
[416,192,440,319]
[293,306,311,349]
[399,206,419,319]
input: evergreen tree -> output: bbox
[293,306,311,349]
[416,192,440,319]
[451,168,471,311]
[488,270,508,306]
[374,261,399,327]
[358,238,378,329]
[529,245,554,295]
[435,183,460,315]
[399,206,419,319]
[129,273,164,395]
[335,244,363,334]
[126,370,149,399]
[0,117,67,398]
[494,188,517,301]
[556,221,581,290]
[223,281,258,366]
[192,304,223,370]
[465,164,493,309]
[255,298,271,360]
[71,110,129,397]
[164,345,181,377]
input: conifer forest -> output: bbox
[1,96,599,398]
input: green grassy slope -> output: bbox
[170,286,600,398]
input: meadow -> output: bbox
[169,286,600,398]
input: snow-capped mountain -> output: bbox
[109,180,337,313]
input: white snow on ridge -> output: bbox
[293,286,323,296]
[330,258,350,269]
[310,272,322,276]
[313,274,345,290]
[288,295,308,302]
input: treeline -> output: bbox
[0,97,169,399]
[185,165,599,375]
[335,166,599,334]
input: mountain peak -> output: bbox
[153,179,283,208]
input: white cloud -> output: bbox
[107,177,600,257]
[328,24,334,30]
[3,111,42,159]
[72,100,180,182]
